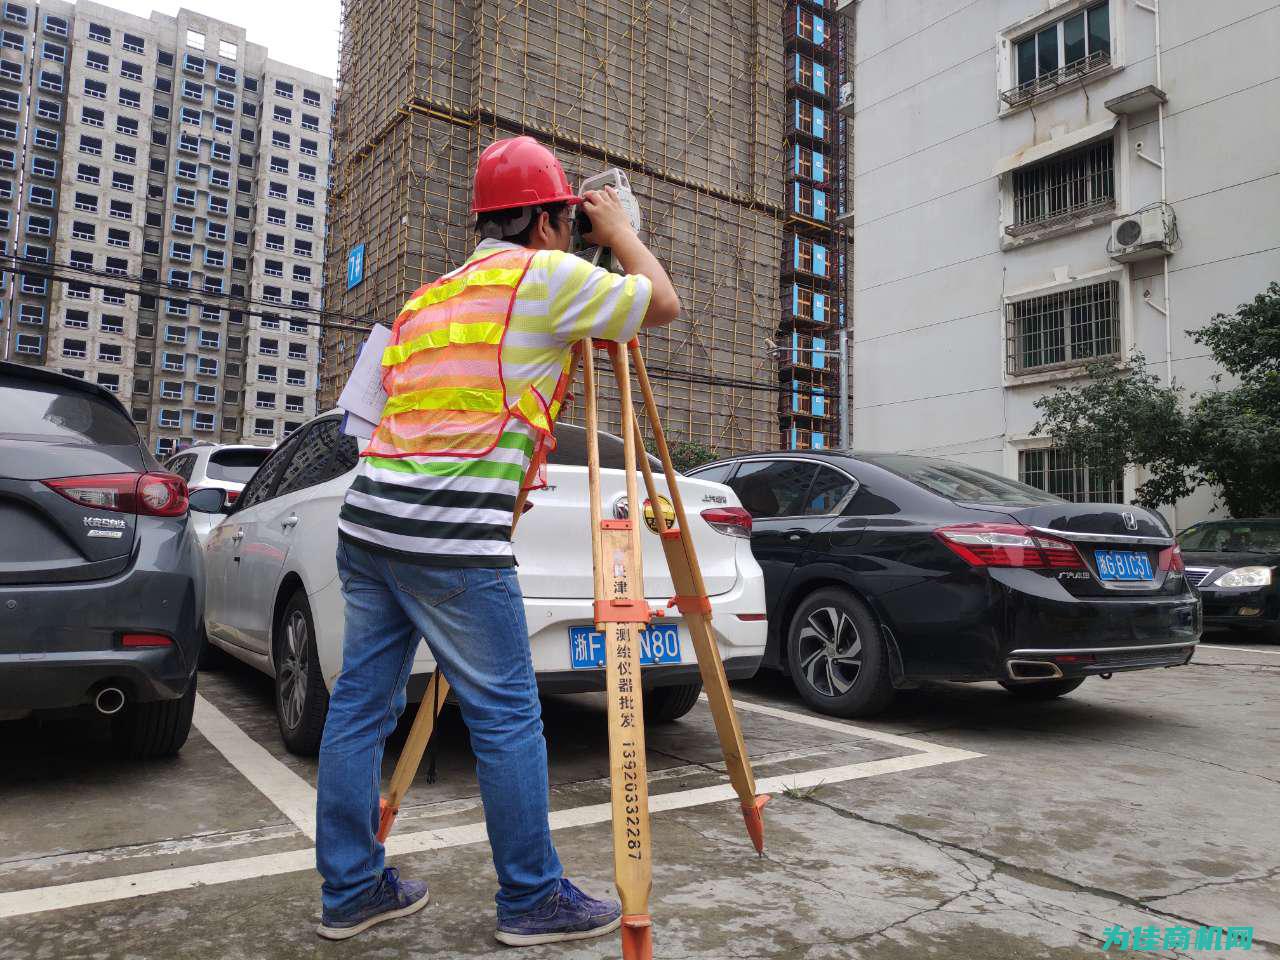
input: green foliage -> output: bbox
[1033,282,1280,517]
[646,435,721,474]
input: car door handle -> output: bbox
[281,514,299,530]
[231,529,244,543]
[788,533,804,542]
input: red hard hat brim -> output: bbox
[472,193,583,214]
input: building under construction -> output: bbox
[320,0,848,454]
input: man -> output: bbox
[315,136,681,944]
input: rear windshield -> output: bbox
[208,447,273,483]
[1179,521,1280,554]
[862,454,1062,505]
[0,379,138,446]
[547,423,664,472]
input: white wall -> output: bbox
[851,0,1280,524]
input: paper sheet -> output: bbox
[336,324,391,425]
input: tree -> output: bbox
[1032,281,1280,517]
[645,435,721,474]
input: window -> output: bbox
[62,338,88,359]
[162,352,184,372]
[265,233,284,251]
[0,174,8,196]
[264,259,283,277]
[216,64,237,85]
[15,333,41,355]
[285,369,306,387]
[272,131,291,149]
[215,89,235,110]
[176,158,198,179]
[118,89,141,111]
[83,78,107,99]
[206,221,226,241]
[294,239,312,258]
[299,113,320,132]
[178,131,199,153]
[296,214,313,232]
[181,106,200,125]
[172,214,194,234]
[18,303,44,324]
[155,74,171,93]
[1019,448,1122,503]
[208,194,228,215]
[290,292,309,309]
[210,169,230,189]
[79,135,103,156]
[81,106,105,128]
[117,115,139,136]
[114,144,136,164]
[211,141,231,162]
[242,100,257,118]
[268,181,287,200]
[186,31,205,52]
[86,50,108,72]
[0,58,20,81]
[26,213,51,235]
[287,342,307,359]
[36,98,59,120]
[167,299,188,316]
[174,186,196,207]
[106,228,130,248]
[243,75,257,93]
[158,409,181,429]
[111,171,134,192]
[164,323,187,344]
[23,242,48,262]
[31,157,56,179]
[297,189,316,207]
[65,304,90,324]
[1007,2,1111,107]
[263,288,282,305]
[288,319,308,334]
[726,460,821,518]
[0,117,13,140]
[258,364,277,382]
[255,390,276,408]
[158,49,173,67]
[28,184,54,207]
[98,343,122,363]
[303,89,321,107]
[266,207,286,225]
[1009,140,1114,235]
[182,79,203,101]
[1007,279,1120,373]
[300,138,318,157]
[21,274,47,295]
[194,412,215,432]
[169,269,190,288]
[269,156,288,174]
[38,70,62,92]
[109,199,132,220]
[274,79,293,99]
[101,314,124,333]
[260,337,279,354]
[153,102,170,120]
[88,22,111,43]
[261,313,281,329]
[170,241,192,262]
[214,114,232,134]
[197,356,217,376]
[0,30,20,51]
[44,15,67,36]
[204,249,225,268]
[42,41,63,62]
[199,330,220,349]
[273,105,291,124]
[72,220,95,241]
[201,304,221,321]
[102,287,125,305]
[298,163,316,182]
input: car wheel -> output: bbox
[111,673,197,759]
[643,682,702,723]
[786,587,895,718]
[274,588,329,756]
[998,677,1086,700]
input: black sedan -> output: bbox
[1179,519,1280,640]
[687,451,1201,717]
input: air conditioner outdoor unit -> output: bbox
[1109,207,1173,262]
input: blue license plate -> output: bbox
[569,624,682,670]
[1094,549,1154,581]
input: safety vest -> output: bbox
[364,247,569,464]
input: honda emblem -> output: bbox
[1121,511,1139,531]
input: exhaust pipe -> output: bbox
[94,686,126,716]
[1006,659,1064,680]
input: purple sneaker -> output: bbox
[494,878,622,946]
[317,867,429,941]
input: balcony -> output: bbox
[1000,50,1111,110]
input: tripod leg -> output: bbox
[377,670,450,842]
[628,340,770,854]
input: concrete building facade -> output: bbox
[845,0,1280,526]
[0,1,332,456]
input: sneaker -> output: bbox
[317,867,430,941]
[494,878,622,947]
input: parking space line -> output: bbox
[1198,644,1280,655]
[0,741,979,921]
[192,696,317,840]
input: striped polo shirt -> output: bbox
[337,240,652,567]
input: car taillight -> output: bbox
[935,522,1085,570]
[1158,543,1185,572]
[225,488,241,505]
[701,507,752,538]
[45,472,188,517]
[121,633,172,647]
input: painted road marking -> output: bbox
[1198,644,1280,655]
[192,695,318,840]
[0,694,981,920]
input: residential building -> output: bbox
[0,1,332,456]
[844,0,1280,525]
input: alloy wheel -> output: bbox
[796,605,863,697]
[278,609,309,730]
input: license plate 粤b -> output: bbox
[569,623,681,670]
[1094,549,1154,581]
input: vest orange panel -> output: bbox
[365,247,549,459]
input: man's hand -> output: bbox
[581,187,637,249]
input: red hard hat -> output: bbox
[472,136,582,214]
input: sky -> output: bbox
[104,0,342,78]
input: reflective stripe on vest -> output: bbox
[365,247,552,459]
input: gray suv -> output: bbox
[0,362,202,757]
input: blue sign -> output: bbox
[346,244,366,290]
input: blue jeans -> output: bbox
[317,539,563,917]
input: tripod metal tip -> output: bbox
[621,915,653,960]
[742,794,770,855]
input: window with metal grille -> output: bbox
[1010,140,1113,234]
[1006,280,1119,373]
[1018,448,1122,504]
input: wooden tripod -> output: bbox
[375,339,769,960]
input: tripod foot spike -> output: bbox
[742,794,770,855]
[621,915,653,960]
[375,797,398,844]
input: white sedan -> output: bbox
[191,412,768,754]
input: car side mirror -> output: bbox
[188,487,228,514]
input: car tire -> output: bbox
[274,588,329,756]
[998,677,1087,700]
[643,682,703,723]
[786,587,895,718]
[111,673,197,759]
